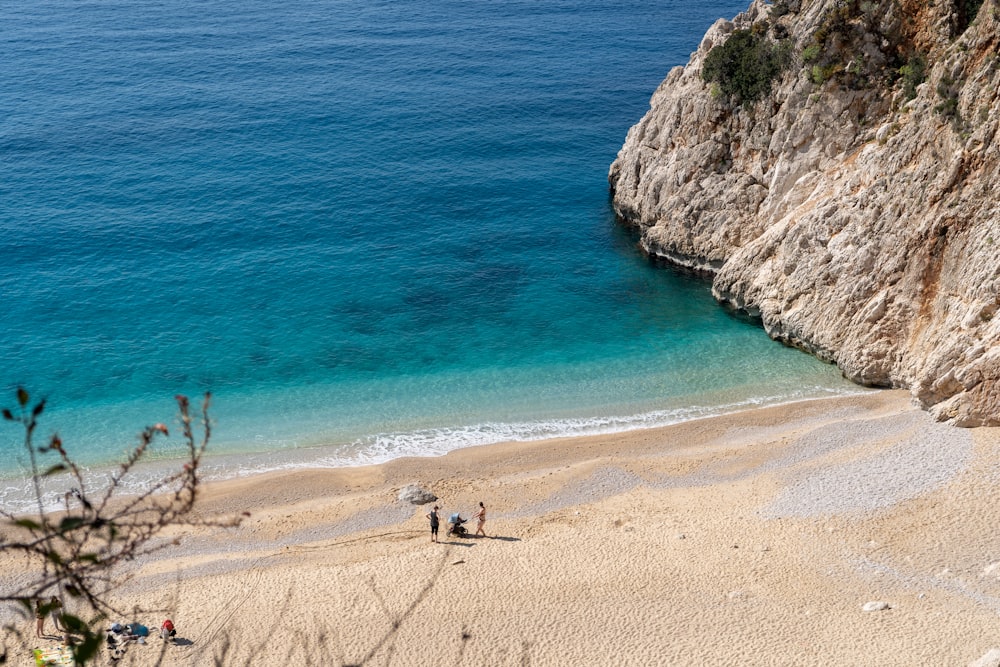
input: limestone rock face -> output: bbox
[610,0,1000,425]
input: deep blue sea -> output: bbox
[1,0,861,497]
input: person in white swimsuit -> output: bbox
[473,501,487,537]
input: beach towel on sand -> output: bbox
[33,646,74,666]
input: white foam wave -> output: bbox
[0,385,867,514]
[340,387,865,466]
[0,466,189,516]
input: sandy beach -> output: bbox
[9,389,1000,666]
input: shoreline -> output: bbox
[193,388,886,511]
[0,383,869,515]
[8,389,1000,665]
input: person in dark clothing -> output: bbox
[426,505,440,543]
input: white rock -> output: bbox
[862,601,890,612]
[397,484,437,505]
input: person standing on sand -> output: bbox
[473,501,487,537]
[49,596,64,633]
[426,505,440,543]
[34,597,62,638]
[35,598,46,638]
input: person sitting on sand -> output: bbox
[107,623,134,661]
[426,505,440,543]
[160,619,177,643]
[473,501,487,537]
[108,623,133,641]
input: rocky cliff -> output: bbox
[610,0,1000,426]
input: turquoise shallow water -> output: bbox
[1,0,861,490]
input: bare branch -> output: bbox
[1,389,241,665]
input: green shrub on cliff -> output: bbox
[701,28,791,106]
[935,74,961,119]
[957,0,984,32]
[803,0,900,91]
[899,54,926,100]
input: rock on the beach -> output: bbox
[969,649,1000,667]
[397,484,437,505]
[862,601,890,612]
